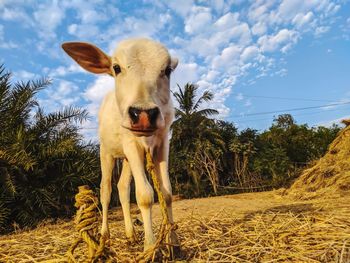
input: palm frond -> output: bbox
[195,108,219,117]
[193,90,214,111]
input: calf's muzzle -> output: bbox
[128,106,160,136]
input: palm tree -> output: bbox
[170,83,224,196]
[0,65,100,233]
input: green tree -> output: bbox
[214,121,238,186]
[0,66,100,233]
[170,83,224,196]
[311,125,341,158]
[251,114,340,188]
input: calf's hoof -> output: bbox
[168,229,181,259]
[126,232,139,244]
[143,235,156,252]
[100,228,110,242]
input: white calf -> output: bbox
[62,38,178,251]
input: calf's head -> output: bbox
[62,38,178,136]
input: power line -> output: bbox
[236,94,334,102]
[228,101,350,118]
[234,107,350,123]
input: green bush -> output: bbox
[0,66,100,233]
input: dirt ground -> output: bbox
[0,190,349,262]
[170,191,291,220]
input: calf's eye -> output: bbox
[113,64,121,75]
[165,66,172,78]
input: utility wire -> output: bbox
[228,101,350,118]
[237,94,334,102]
[234,107,349,123]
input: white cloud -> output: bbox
[274,68,287,77]
[171,62,199,90]
[258,29,299,53]
[185,6,213,34]
[211,0,225,13]
[33,1,65,39]
[212,45,242,69]
[251,22,267,36]
[76,75,115,141]
[241,45,260,62]
[83,75,114,116]
[49,64,86,78]
[244,99,252,107]
[314,26,330,37]
[38,80,81,113]
[214,12,240,31]
[106,12,173,52]
[211,15,252,47]
[67,23,100,39]
[84,75,114,102]
[204,70,220,82]
[80,119,99,142]
[235,93,244,101]
[247,0,341,33]
[317,115,350,128]
[248,1,274,23]
[0,7,33,26]
[56,80,79,100]
[0,25,18,49]
[292,12,314,29]
[13,70,37,81]
[278,0,316,21]
[166,0,194,17]
[75,8,105,24]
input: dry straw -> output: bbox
[1,123,350,262]
[287,120,350,200]
[1,196,350,262]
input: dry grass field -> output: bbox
[0,190,349,262]
[1,124,350,262]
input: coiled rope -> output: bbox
[66,185,113,263]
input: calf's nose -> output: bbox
[128,106,160,129]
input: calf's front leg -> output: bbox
[117,159,136,242]
[155,136,174,223]
[155,136,181,251]
[123,140,156,251]
[100,145,114,241]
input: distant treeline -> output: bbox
[0,66,340,233]
[169,83,340,197]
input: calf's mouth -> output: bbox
[123,126,157,137]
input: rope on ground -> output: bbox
[66,185,114,263]
[136,149,181,262]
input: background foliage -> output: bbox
[0,66,100,233]
[169,84,341,197]
[0,67,341,233]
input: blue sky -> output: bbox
[1,0,349,140]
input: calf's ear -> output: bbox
[62,42,112,75]
[170,57,179,70]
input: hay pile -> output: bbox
[287,121,350,200]
[1,194,350,262]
